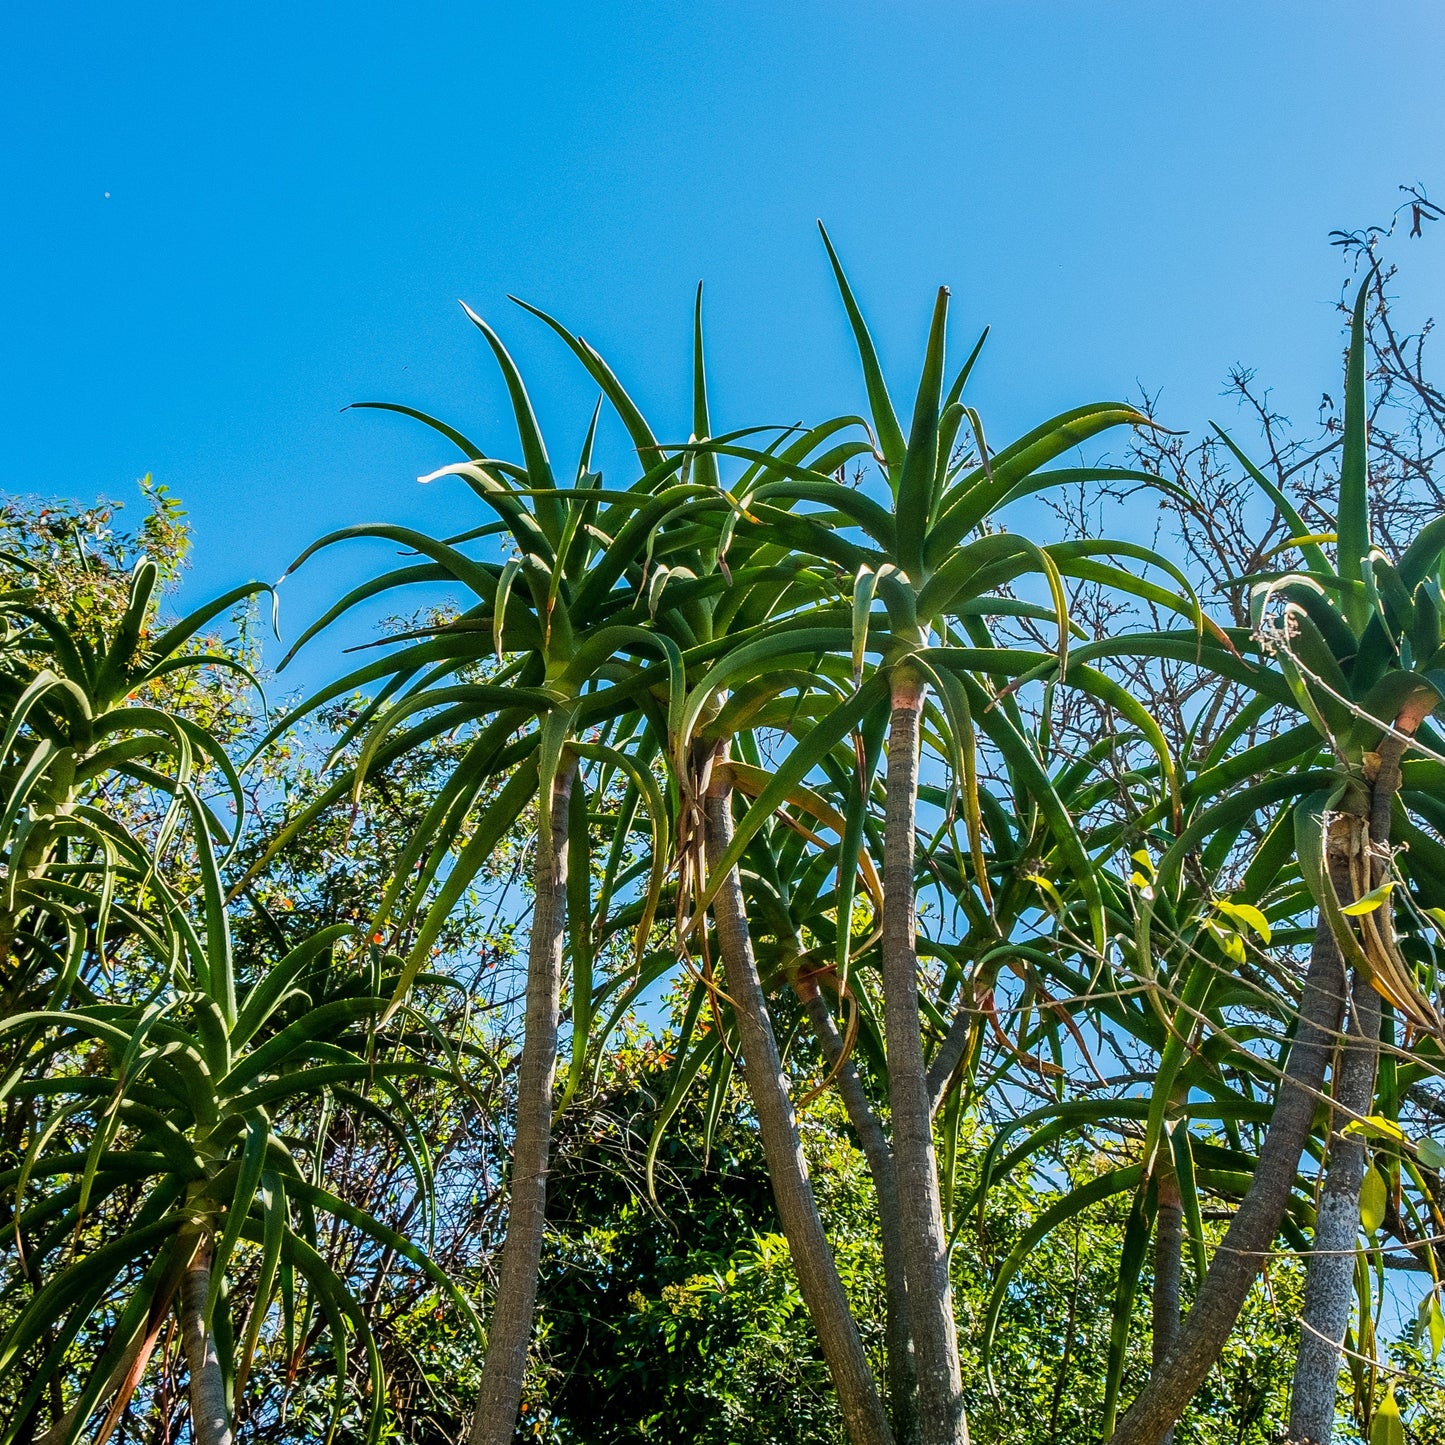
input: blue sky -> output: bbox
[3,2,1444,671]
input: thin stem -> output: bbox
[1288,732,1405,1441]
[469,756,576,1445]
[1153,1155,1183,1445]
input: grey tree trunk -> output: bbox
[705,766,896,1445]
[469,758,576,1445]
[1288,734,1402,1443]
[796,972,919,1445]
[881,668,967,1445]
[1287,969,1380,1444]
[1152,1156,1183,1445]
[1110,800,1365,1445]
[179,1236,232,1445]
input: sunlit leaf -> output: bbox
[1360,1165,1388,1235]
[1341,880,1395,916]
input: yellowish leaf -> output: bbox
[1342,881,1395,916]
[1342,1114,1406,1143]
[1215,900,1272,943]
[1360,1165,1388,1235]
[1026,874,1065,913]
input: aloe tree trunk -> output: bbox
[705,761,895,1445]
[1288,736,1402,1442]
[1152,1153,1183,1445]
[469,757,576,1445]
[1111,806,1362,1444]
[1288,969,1380,1443]
[795,972,919,1445]
[179,1235,232,1445]
[881,667,967,1445]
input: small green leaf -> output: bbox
[493,557,523,661]
[1370,1382,1404,1445]
[1418,1137,1445,1170]
[1341,880,1395,916]
[1360,1165,1387,1235]
[1338,274,1372,630]
[1261,532,1338,559]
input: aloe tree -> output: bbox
[1107,277,1445,1443]
[262,406,638,1443]
[670,226,1204,1445]
[0,788,462,1445]
[0,556,263,1020]
[719,744,919,1441]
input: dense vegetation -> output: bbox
[5,199,1445,1445]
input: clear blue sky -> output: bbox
[4,2,1444,666]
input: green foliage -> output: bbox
[14,214,1445,1445]
[511,1040,1306,1445]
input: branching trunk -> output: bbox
[1112,777,1388,1443]
[1288,735,1402,1442]
[882,668,967,1445]
[796,973,919,1445]
[469,757,576,1445]
[178,1236,231,1445]
[705,763,895,1445]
